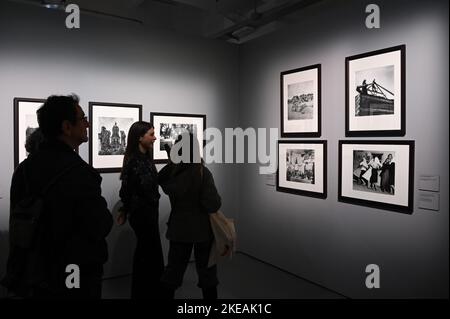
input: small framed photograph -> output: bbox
[89,102,142,173]
[14,97,45,168]
[338,140,414,214]
[150,112,206,164]
[277,140,327,199]
[281,64,321,137]
[345,45,405,136]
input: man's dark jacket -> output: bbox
[2,139,113,294]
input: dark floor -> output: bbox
[102,252,345,299]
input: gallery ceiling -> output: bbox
[6,0,325,44]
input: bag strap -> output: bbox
[23,161,80,197]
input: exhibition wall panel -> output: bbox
[238,0,449,298]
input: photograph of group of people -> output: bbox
[286,149,315,184]
[352,150,395,194]
[159,123,197,151]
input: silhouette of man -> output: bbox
[2,94,112,299]
[357,79,368,95]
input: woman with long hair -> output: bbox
[158,132,222,299]
[118,121,164,299]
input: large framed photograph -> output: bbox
[150,112,206,164]
[14,97,45,168]
[281,64,321,137]
[89,102,142,173]
[277,140,327,199]
[338,140,414,214]
[345,45,405,136]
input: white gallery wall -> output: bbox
[237,0,449,298]
[0,1,240,296]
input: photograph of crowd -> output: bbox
[159,123,197,151]
[286,149,315,184]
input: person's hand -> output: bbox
[164,144,172,163]
[117,211,127,226]
[221,245,231,257]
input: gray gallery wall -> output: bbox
[0,1,240,297]
[0,0,448,300]
[237,0,449,298]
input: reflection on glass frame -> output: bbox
[14,97,45,168]
[150,112,206,164]
[338,140,414,214]
[345,45,405,136]
[89,102,142,173]
[281,64,321,137]
[277,140,327,199]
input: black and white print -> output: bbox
[346,45,405,136]
[89,102,142,173]
[159,123,197,151]
[150,112,206,163]
[281,64,321,137]
[25,114,39,142]
[97,117,133,156]
[287,81,314,120]
[286,149,315,184]
[355,65,394,116]
[14,98,45,168]
[352,150,395,195]
[277,141,326,199]
[339,140,414,214]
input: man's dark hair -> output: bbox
[37,94,80,139]
[120,121,154,180]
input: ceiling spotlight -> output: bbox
[41,0,66,10]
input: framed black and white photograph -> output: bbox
[338,140,414,214]
[345,45,405,136]
[150,112,206,163]
[277,140,327,199]
[89,102,142,173]
[14,97,45,168]
[281,64,321,137]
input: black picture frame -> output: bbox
[345,45,406,137]
[14,97,46,168]
[89,102,142,173]
[281,64,321,137]
[338,140,414,214]
[276,140,327,199]
[150,112,207,164]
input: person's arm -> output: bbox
[9,165,26,212]
[118,160,140,225]
[200,167,222,214]
[75,169,113,239]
